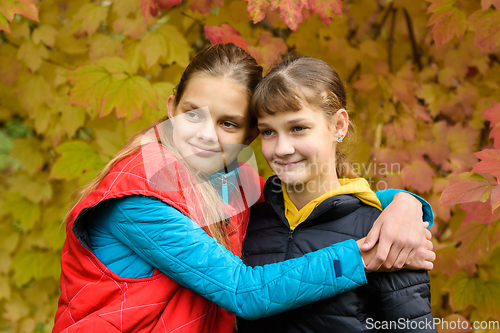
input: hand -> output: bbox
[359,192,435,271]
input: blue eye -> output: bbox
[185,111,202,121]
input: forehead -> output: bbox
[179,74,249,119]
[257,103,323,126]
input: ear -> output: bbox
[167,95,176,121]
[243,125,260,146]
[334,109,349,139]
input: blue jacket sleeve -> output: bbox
[375,189,434,228]
[102,196,367,320]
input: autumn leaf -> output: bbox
[50,141,106,182]
[11,249,42,286]
[32,24,58,47]
[472,149,500,181]
[427,0,466,47]
[204,24,249,51]
[468,9,500,53]
[0,192,40,232]
[67,64,113,110]
[8,173,53,204]
[482,102,500,149]
[440,172,493,206]
[0,44,21,84]
[139,31,167,68]
[246,0,309,31]
[100,73,157,122]
[491,185,500,212]
[9,138,44,176]
[352,74,378,91]
[481,0,500,10]
[0,12,11,33]
[307,0,342,26]
[0,0,38,25]
[71,3,109,35]
[188,0,212,15]
[448,271,484,312]
[461,201,500,225]
[246,0,270,24]
[17,39,49,72]
[248,31,287,68]
[156,24,191,67]
[113,14,148,39]
[113,0,141,17]
[401,160,435,193]
[480,279,500,320]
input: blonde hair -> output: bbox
[251,53,358,179]
[70,43,263,251]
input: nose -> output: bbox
[197,119,218,143]
[274,135,294,157]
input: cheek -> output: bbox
[260,140,274,162]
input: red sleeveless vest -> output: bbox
[53,144,263,333]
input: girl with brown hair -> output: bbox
[240,53,436,332]
[54,44,433,333]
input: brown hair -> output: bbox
[70,43,263,251]
[251,53,358,179]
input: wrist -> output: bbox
[393,191,422,209]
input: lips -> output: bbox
[189,143,221,157]
[274,160,305,168]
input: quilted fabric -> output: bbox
[53,144,367,333]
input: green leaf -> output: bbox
[481,279,500,320]
[0,11,10,33]
[67,64,112,110]
[0,192,40,232]
[0,275,11,301]
[50,140,106,182]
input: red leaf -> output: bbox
[140,0,156,20]
[481,0,500,10]
[491,185,500,212]
[204,25,248,51]
[188,0,212,15]
[440,172,493,206]
[248,31,287,68]
[472,149,500,181]
[156,0,183,10]
[461,201,500,225]
[270,0,309,31]
[427,6,466,46]
[469,9,500,53]
[483,102,500,150]
[401,160,435,193]
[307,0,342,26]
[0,0,38,22]
[245,0,269,24]
[453,222,492,262]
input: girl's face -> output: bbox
[167,74,258,174]
[258,103,348,191]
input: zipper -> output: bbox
[284,229,294,260]
[221,174,228,204]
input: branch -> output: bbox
[388,8,397,73]
[346,63,361,83]
[403,8,422,70]
[372,1,394,41]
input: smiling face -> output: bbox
[258,103,348,194]
[167,74,258,174]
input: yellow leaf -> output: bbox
[10,138,44,176]
[113,14,147,39]
[153,81,175,115]
[0,275,11,300]
[89,33,122,61]
[72,3,108,35]
[157,24,190,67]
[16,74,53,114]
[0,252,11,274]
[0,44,21,85]
[17,39,48,72]
[97,56,132,74]
[55,33,88,55]
[32,24,58,47]
[7,173,53,204]
[60,104,86,137]
[100,74,157,122]
[67,64,112,110]
[139,31,167,68]
[0,192,40,232]
[11,249,42,286]
[112,0,141,17]
[0,224,19,254]
[3,295,30,321]
[88,115,127,158]
[42,217,66,250]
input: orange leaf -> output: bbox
[401,160,435,193]
[248,31,287,69]
[307,0,342,26]
[204,24,248,51]
[469,9,500,53]
[427,5,466,46]
[453,222,496,265]
[140,0,156,20]
[352,74,378,91]
[440,172,493,206]
[114,15,148,39]
[0,0,38,23]
[472,149,500,181]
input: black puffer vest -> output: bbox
[238,176,436,333]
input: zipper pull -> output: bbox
[288,229,294,241]
[222,174,228,204]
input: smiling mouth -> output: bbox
[189,143,221,155]
[275,160,305,168]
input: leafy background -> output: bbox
[0,0,499,331]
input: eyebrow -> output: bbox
[258,118,309,127]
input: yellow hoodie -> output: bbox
[283,178,382,230]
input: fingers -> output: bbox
[361,220,381,251]
[365,241,391,271]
